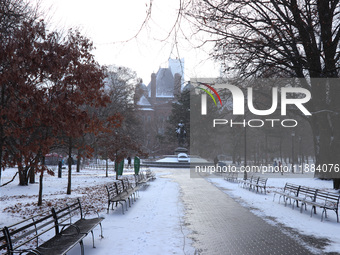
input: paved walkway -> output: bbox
[167,169,314,255]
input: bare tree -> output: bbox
[183,0,340,188]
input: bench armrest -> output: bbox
[83,209,101,219]
[59,223,81,235]
[10,248,42,255]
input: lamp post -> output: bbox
[291,131,295,173]
[244,124,247,180]
[299,136,302,174]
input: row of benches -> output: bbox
[0,199,104,255]
[224,172,238,182]
[105,171,154,214]
[223,172,339,222]
[239,175,268,194]
[223,172,268,194]
[0,171,156,255]
[273,183,340,222]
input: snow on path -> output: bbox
[2,167,340,254]
[66,173,194,255]
[207,173,340,254]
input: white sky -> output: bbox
[36,0,220,84]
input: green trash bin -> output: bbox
[115,160,124,176]
[134,156,140,175]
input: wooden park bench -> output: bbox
[135,171,152,187]
[273,182,301,205]
[301,190,340,222]
[291,186,318,210]
[134,173,147,188]
[224,171,238,182]
[120,178,137,203]
[238,175,254,188]
[0,199,104,255]
[115,179,135,208]
[145,169,156,180]
[105,182,129,214]
[239,175,268,194]
[240,175,257,189]
[252,177,268,194]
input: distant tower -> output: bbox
[150,73,156,98]
[168,58,184,88]
[174,73,182,98]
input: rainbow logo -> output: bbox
[197,83,222,106]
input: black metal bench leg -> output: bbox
[119,201,125,214]
[80,240,84,255]
[321,208,325,222]
[91,230,95,248]
[311,207,314,217]
[99,223,104,238]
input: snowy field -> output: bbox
[0,167,195,255]
[1,166,340,254]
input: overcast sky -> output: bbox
[36,0,220,84]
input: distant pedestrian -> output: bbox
[278,161,283,175]
[214,156,218,168]
[127,156,132,169]
[273,160,278,173]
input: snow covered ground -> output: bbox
[1,166,340,254]
[0,167,195,255]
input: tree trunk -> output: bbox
[106,157,109,177]
[18,164,29,186]
[38,173,43,206]
[29,166,35,184]
[311,111,340,189]
[0,138,2,185]
[76,150,81,173]
[38,156,46,206]
[67,137,72,195]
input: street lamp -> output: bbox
[291,131,295,173]
[299,136,302,174]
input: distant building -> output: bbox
[134,59,184,155]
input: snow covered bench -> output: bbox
[239,175,254,188]
[273,183,300,205]
[239,175,267,194]
[300,190,340,222]
[0,199,104,255]
[117,179,136,206]
[274,184,317,209]
[145,169,156,180]
[105,182,129,214]
[274,183,340,222]
[135,171,152,187]
[291,186,318,210]
[252,177,268,194]
[224,171,238,182]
